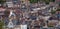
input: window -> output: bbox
[13,0,18,4]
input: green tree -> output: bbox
[0,0,6,6]
[29,0,40,3]
[0,20,4,29]
[51,10,56,14]
[42,0,50,4]
[29,0,55,4]
[42,0,55,4]
[4,10,10,17]
[50,0,55,2]
[56,9,60,11]
[51,9,60,15]
[0,0,6,3]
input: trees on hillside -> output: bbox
[43,0,55,4]
[0,20,4,29]
[29,0,55,4]
[0,0,6,6]
[29,0,40,3]
[0,0,6,4]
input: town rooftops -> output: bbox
[0,7,6,15]
[0,7,6,12]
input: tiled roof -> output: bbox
[0,8,6,11]
[0,13,5,15]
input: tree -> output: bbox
[51,10,56,14]
[0,20,5,29]
[29,0,55,4]
[42,0,50,4]
[56,9,60,11]
[50,0,55,2]
[29,0,40,3]
[4,10,10,17]
[42,0,55,4]
[0,0,6,6]
[0,0,6,3]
